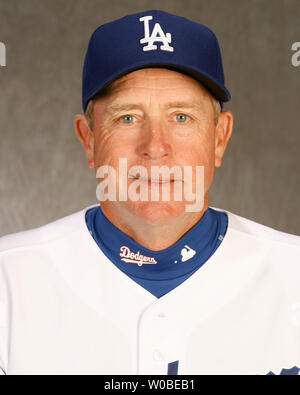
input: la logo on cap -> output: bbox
[139,15,174,52]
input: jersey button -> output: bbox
[153,350,164,361]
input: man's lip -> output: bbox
[128,176,181,183]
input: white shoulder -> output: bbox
[212,207,300,247]
[0,205,97,255]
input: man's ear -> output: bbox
[215,110,233,167]
[74,114,95,168]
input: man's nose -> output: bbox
[136,119,171,160]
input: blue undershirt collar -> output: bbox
[86,205,227,297]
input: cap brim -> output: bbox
[86,62,231,108]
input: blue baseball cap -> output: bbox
[82,9,231,111]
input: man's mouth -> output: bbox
[128,175,180,184]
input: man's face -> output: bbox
[79,68,232,225]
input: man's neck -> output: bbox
[101,195,209,251]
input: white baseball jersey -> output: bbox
[0,205,299,375]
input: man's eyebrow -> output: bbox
[105,101,204,114]
[105,103,142,114]
[165,101,204,110]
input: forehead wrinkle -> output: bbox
[109,70,206,93]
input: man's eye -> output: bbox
[175,114,189,122]
[121,115,135,123]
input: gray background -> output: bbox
[0,0,299,237]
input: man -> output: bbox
[0,10,299,375]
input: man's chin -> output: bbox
[124,200,188,225]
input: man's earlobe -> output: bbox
[214,110,233,167]
[74,114,95,168]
